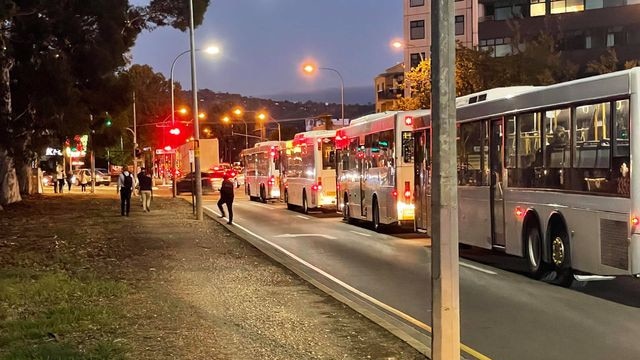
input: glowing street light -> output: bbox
[302,62,345,126]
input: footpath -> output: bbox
[0,192,425,360]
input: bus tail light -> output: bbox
[392,189,398,197]
[515,207,525,218]
[632,216,639,227]
[270,146,276,157]
[311,184,318,191]
[404,181,411,200]
[268,175,275,185]
[317,178,323,191]
[404,116,413,126]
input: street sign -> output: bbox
[155,149,176,155]
[188,150,194,163]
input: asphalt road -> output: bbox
[199,190,640,360]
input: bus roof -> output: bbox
[348,111,399,126]
[293,129,337,140]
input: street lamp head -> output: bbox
[198,112,206,120]
[204,46,220,55]
[391,39,403,50]
[233,108,243,116]
[179,107,188,115]
[257,112,267,121]
[303,64,315,74]
[222,116,230,123]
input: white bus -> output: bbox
[240,141,285,202]
[414,68,638,284]
[336,111,418,231]
[284,130,337,213]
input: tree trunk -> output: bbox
[0,23,21,207]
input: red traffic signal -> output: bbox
[169,128,181,135]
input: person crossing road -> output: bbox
[217,174,234,225]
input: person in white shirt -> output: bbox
[117,165,136,216]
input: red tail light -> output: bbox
[311,184,318,191]
[317,177,322,191]
[404,181,411,200]
[270,146,276,157]
[392,189,398,197]
[515,207,524,217]
[632,215,639,226]
[268,175,275,185]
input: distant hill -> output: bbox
[261,86,375,105]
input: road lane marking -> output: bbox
[460,262,497,275]
[296,215,311,220]
[274,233,337,240]
[349,230,372,237]
[207,210,491,360]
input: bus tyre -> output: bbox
[550,227,573,287]
[524,223,546,279]
[372,199,382,232]
[302,192,309,214]
[260,185,267,203]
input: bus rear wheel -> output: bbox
[524,223,546,279]
[260,185,267,203]
[302,192,309,214]
[372,199,382,232]
[550,227,573,287]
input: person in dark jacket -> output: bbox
[137,168,153,212]
[217,174,235,224]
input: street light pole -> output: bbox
[132,92,138,177]
[316,67,345,127]
[188,0,203,221]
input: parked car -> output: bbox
[42,172,55,187]
[73,169,111,186]
[232,165,244,187]
[175,172,215,195]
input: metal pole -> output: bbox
[189,0,203,221]
[89,114,96,193]
[170,50,191,199]
[430,0,460,358]
[244,121,248,148]
[133,92,137,177]
[320,67,345,126]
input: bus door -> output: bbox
[414,129,431,233]
[359,151,366,216]
[490,119,505,247]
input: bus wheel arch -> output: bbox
[522,210,547,278]
[546,212,573,287]
[259,184,267,203]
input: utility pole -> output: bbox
[90,114,96,194]
[430,0,460,359]
[188,0,203,220]
[132,92,138,177]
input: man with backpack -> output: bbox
[117,165,136,216]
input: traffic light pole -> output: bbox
[189,0,203,221]
[430,0,461,359]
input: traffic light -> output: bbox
[134,148,142,157]
[105,112,112,127]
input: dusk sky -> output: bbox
[130,1,403,101]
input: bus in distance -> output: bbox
[413,68,638,285]
[240,141,286,202]
[335,111,418,231]
[284,130,337,213]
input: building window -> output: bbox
[479,37,512,57]
[585,0,603,9]
[410,52,426,69]
[455,16,464,35]
[530,0,546,16]
[607,27,624,47]
[410,20,425,40]
[410,0,424,6]
[551,0,585,13]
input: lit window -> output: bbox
[530,0,546,16]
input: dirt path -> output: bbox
[0,193,425,359]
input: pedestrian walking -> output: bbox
[79,171,88,192]
[137,168,153,212]
[117,166,135,216]
[66,171,74,192]
[56,165,65,193]
[217,173,235,225]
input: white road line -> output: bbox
[349,230,372,237]
[274,233,337,240]
[296,215,310,220]
[460,261,497,275]
[206,207,491,360]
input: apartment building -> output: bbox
[374,63,405,112]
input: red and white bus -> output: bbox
[335,111,418,231]
[284,130,337,213]
[240,141,285,202]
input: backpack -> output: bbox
[123,172,133,189]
